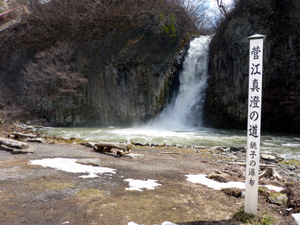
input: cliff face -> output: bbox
[0,0,196,126]
[205,0,300,133]
[43,23,182,126]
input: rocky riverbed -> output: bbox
[130,141,300,183]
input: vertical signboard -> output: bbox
[245,34,266,215]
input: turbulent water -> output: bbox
[38,36,300,160]
[148,36,211,129]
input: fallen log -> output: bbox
[13,132,37,139]
[0,137,29,149]
[93,142,132,153]
[27,138,45,143]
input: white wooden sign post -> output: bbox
[245,34,266,215]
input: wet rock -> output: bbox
[85,142,97,148]
[76,158,102,166]
[261,154,277,162]
[272,153,284,161]
[268,192,288,206]
[230,147,245,152]
[175,144,182,148]
[156,143,165,147]
[288,165,296,170]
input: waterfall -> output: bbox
[148,35,212,130]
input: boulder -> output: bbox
[268,192,288,206]
[85,142,97,148]
[260,154,277,162]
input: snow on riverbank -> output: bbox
[29,158,284,192]
[124,179,161,191]
[30,158,116,178]
[186,174,284,192]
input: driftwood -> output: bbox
[27,138,45,143]
[117,150,127,156]
[0,137,29,149]
[259,167,283,181]
[93,142,131,155]
[228,162,276,168]
[13,132,37,139]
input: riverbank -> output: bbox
[0,121,300,224]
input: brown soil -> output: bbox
[0,123,297,225]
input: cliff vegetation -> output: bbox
[0,0,202,126]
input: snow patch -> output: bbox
[30,158,116,178]
[292,213,300,225]
[124,179,161,191]
[186,174,284,192]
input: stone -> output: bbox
[268,193,288,206]
[230,147,245,152]
[156,143,165,147]
[276,155,284,161]
[25,125,34,130]
[124,153,145,159]
[288,165,296,170]
[85,142,97,148]
[260,154,277,162]
[76,158,102,167]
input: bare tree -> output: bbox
[20,42,88,106]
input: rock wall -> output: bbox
[205,0,300,133]
[0,1,196,126]
[41,25,183,126]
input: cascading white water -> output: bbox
[148,35,212,130]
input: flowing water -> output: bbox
[38,36,300,160]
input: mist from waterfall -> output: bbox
[148,35,212,130]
